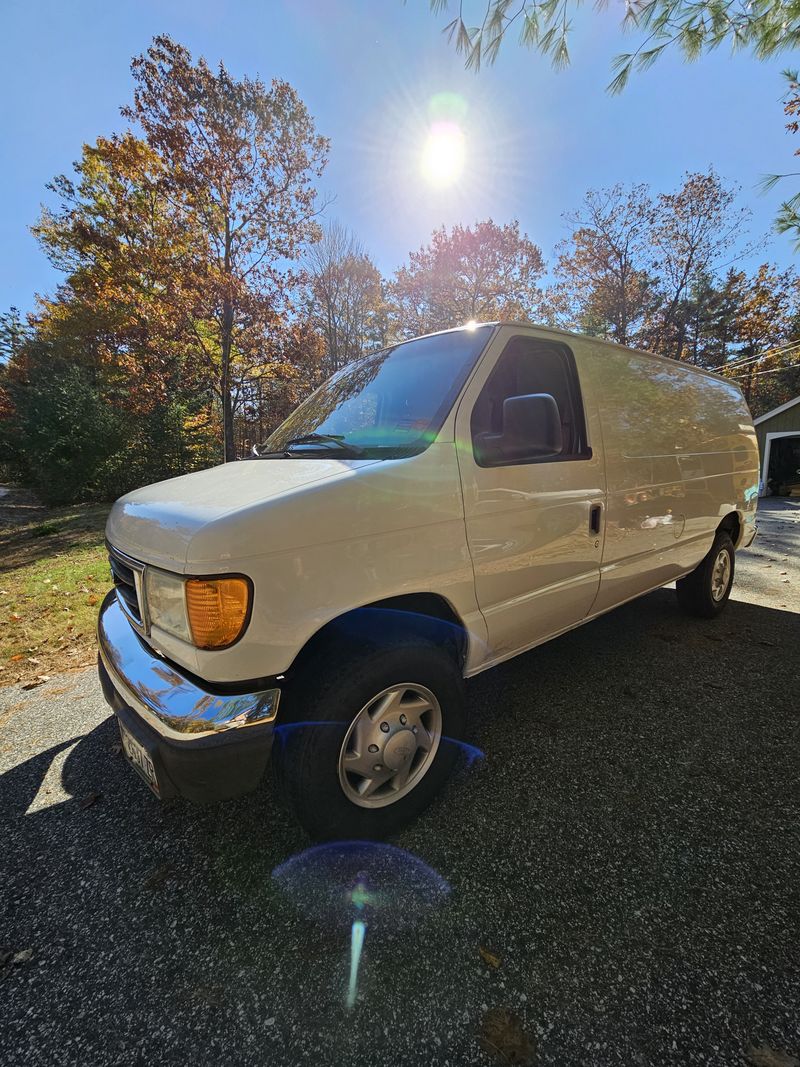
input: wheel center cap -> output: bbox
[382,729,417,771]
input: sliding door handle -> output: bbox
[589,504,603,536]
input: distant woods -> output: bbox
[1,35,799,503]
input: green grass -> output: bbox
[31,521,64,538]
[0,497,112,686]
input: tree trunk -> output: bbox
[742,346,755,407]
[221,329,235,462]
[221,218,236,463]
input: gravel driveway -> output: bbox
[2,500,799,1066]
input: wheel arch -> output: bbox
[716,510,742,548]
[285,592,470,680]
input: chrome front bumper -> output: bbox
[97,592,280,742]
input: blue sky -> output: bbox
[1,0,798,317]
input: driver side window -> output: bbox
[470,336,590,466]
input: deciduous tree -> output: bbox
[725,263,800,406]
[389,219,544,336]
[307,222,384,373]
[124,35,329,459]
[33,133,202,413]
[546,184,657,346]
[648,170,749,357]
[548,171,750,360]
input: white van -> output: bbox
[98,323,759,838]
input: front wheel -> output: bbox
[273,640,466,840]
[676,531,735,619]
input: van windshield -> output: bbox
[257,326,492,460]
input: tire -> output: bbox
[676,531,735,619]
[273,637,466,841]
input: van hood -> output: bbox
[106,457,376,569]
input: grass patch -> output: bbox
[0,492,111,686]
[31,522,63,538]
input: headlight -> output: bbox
[144,569,251,649]
[145,569,191,643]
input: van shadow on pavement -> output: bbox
[2,587,799,1066]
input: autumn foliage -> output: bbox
[1,37,799,503]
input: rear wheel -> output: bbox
[676,531,735,618]
[273,639,466,840]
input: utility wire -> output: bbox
[728,361,800,380]
[718,338,800,372]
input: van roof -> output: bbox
[438,320,745,393]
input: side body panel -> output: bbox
[454,327,606,668]
[574,339,760,614]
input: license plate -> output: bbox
[119,722,160,797]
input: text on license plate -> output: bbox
[119,723,160,796]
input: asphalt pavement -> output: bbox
[2,499,799,1066]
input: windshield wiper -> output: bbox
[250,448,291,459]
[282,433,364,457]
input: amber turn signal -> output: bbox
[185,577,250,649]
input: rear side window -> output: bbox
[470,336,590,466]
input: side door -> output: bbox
[454,327,606,666]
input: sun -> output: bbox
[420,121,466,188]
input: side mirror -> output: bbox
[475,393,562,465]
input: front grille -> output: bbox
[108,546,143,626]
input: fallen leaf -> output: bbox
[21,680,44,691]
[78,791,102,811]
[745,1043,800,1067]
[86,594,99,606]
[479,946,503,970]
[478,1007,534,1064]
[10,613,21,622]
[10,655,24,662]
[12,949,33,965]
[144,863,176,890]
[109,743,122,757]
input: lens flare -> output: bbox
[346,919,367,1009]
[420,121,466,188]
[272,838,453,1011]
[272,840,450,928]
